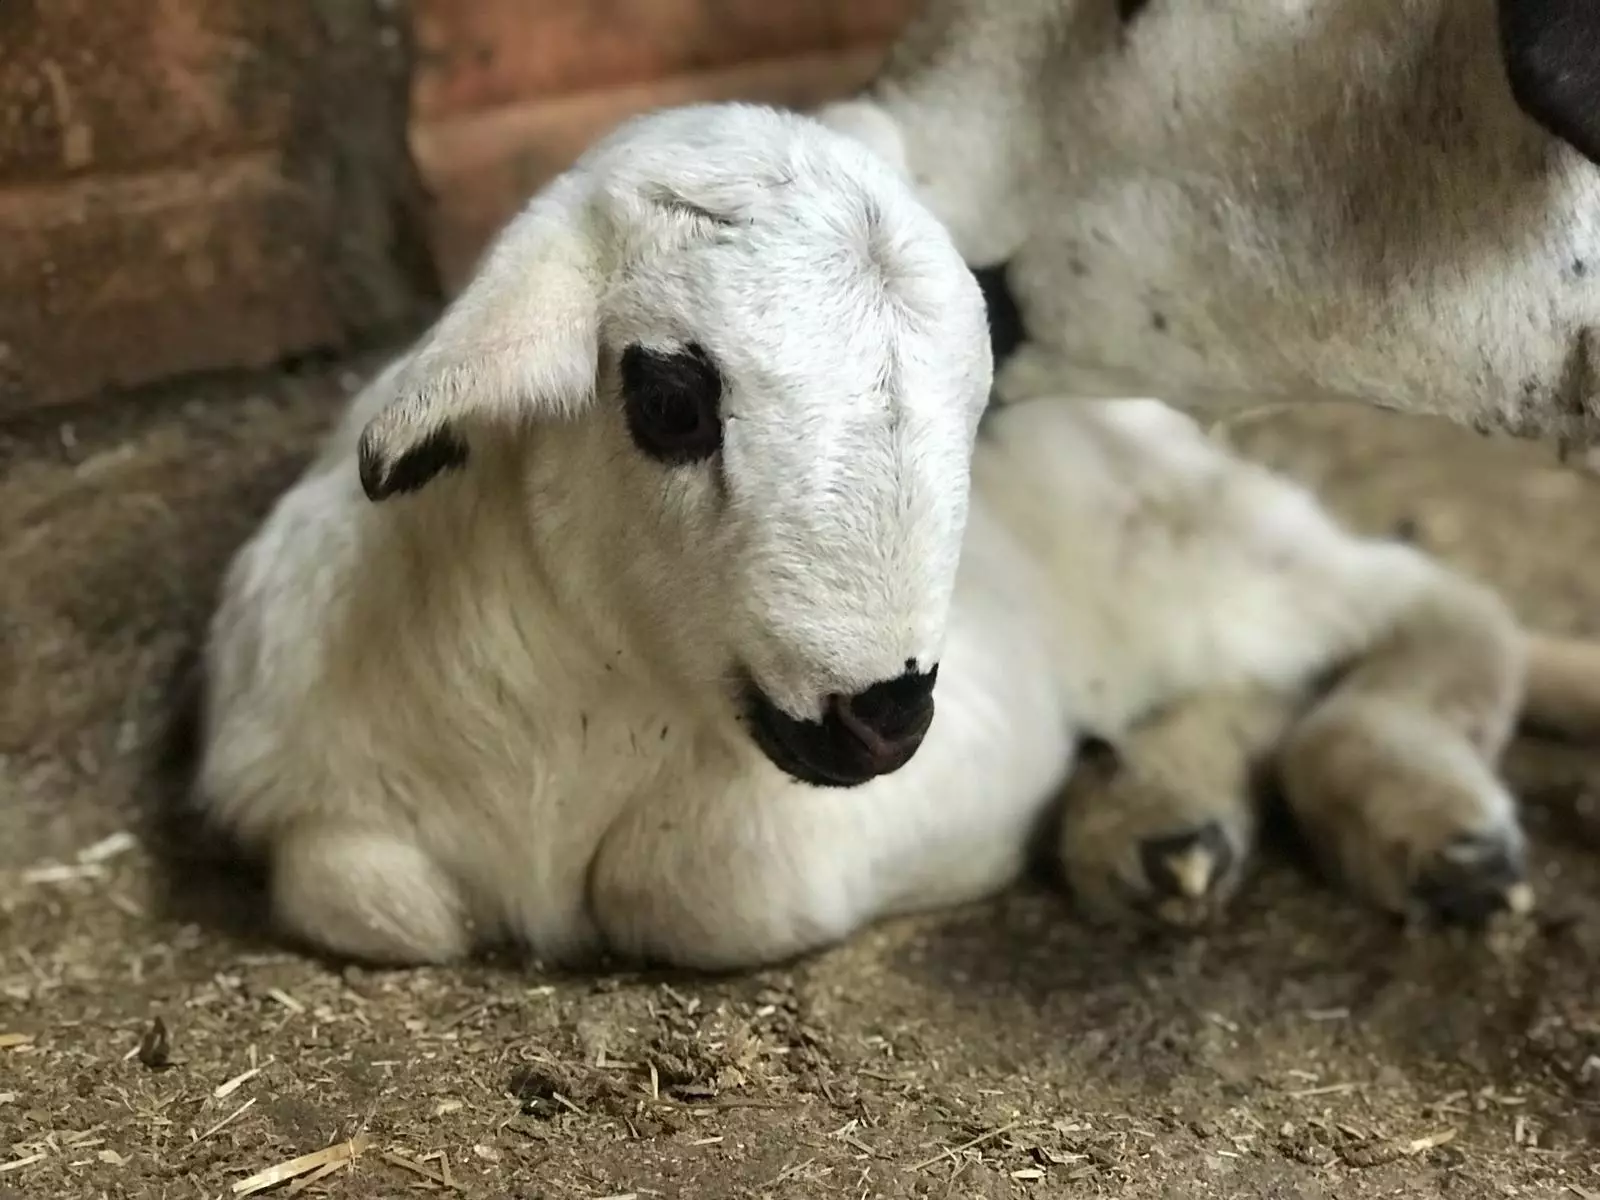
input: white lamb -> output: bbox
[814,0,1600,451]
[198,103,1600,970]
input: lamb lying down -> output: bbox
[198,103,1600,970]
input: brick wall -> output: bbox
[0,0,438,416]
[0,0,917,415]
[409,0,919,290]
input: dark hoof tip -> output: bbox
[1138,820,1237,904]
[1410,834,1532,927]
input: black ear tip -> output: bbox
[356,434,389,501]
[357,422,471,502]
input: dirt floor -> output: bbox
[7,355,1600,1199]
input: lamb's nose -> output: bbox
[831,667,938,770]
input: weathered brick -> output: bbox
[1,158,335,407]
[0,0,311,183]
[413,47,892,291]
[413,0,918,120]
[0,0,438,415]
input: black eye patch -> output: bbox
[620,342,725,465]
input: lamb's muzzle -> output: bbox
[743,665,939,788]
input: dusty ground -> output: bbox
[6,356,1600,1199]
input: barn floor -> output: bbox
[6,354,1600,1200]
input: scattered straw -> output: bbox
[191,1098,257,1147]
[77,831,137,864]
[909,1119,1029,1172]
[1404,1129,1457,1155]
[0,1033,34,1050]
[1289,1082,1358,1099]
[264,989,305,1015]
[215,1061,269,1099]
[285,1161,346,1196]
[20,862,105,885]
[232,1134,369,1196]
[0,1153,46,1174]
[380,1150,464,1191]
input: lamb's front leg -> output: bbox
[589,575,1075,972]
[271,820,475,965]
[1277,575,1534,924]
[1058,685,1300,929]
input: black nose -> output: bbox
[742,665,939,789]
[831,669,938,766]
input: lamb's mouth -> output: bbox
[740,680,923,789]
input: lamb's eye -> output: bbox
[620,342,724,465]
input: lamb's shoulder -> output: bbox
[199,422,660,840]
[199,454,695,953]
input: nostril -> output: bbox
[831,667,938,757]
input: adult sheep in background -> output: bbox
[816,0,1600,452]
[196,103,1600,971]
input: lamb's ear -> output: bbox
[358,175,603,501]
[1499,0,1600,167]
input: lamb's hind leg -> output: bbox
[1277,576,1532,925]
[1058,684,1299,928]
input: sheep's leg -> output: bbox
[1276,583,1533,924]
[1056,579,1532,930]
[271,822,474,965]
[1057,684,1299,929]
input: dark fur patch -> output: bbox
[971,262,1026,372]
[1117,0,1152,22]
[1075,733,1124,775]
[359,423,471,501]
[1499,0,1600,166]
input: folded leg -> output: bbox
[1058,684,1297,928]
[1277,578,1532,924]
[271,820,475,965]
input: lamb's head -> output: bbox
[357,103,992,788]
